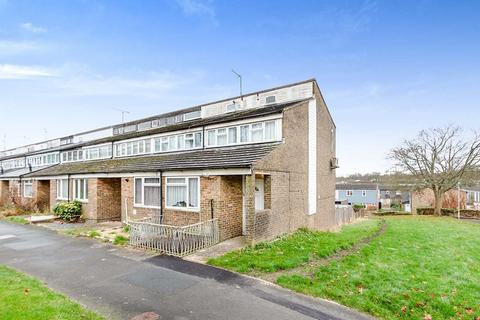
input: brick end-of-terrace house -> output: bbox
[0,79,337,244]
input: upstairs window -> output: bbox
[362,190,367,197]
[206,119,280,148]
[153,132,202,153]
[346,190,353,196]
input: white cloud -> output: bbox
[0,64,56,79]
[20,22,47,33]
[0,40,40,55]
[175,0,217,25]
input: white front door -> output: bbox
[255,177,265,211]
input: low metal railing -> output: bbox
[129,218,220,256]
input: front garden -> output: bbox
[210,216,480,320]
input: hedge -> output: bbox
[373,211,412,216]
[416,207,480,218]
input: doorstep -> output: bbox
[28,215,59,224]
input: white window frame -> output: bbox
[165,176,200,212]
[23,180,33,198]
[205,119,281,148]
[56,179,69,200]
[74,179,88,202]
[133,177,162,209]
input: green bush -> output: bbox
[53,201,82,222]
[374,210,411,216]
[352,204,366,212]
[113,235,128,246]
[415,207,480,218]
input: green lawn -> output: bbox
[0,265,104,320]
[277,217,480,319]
[208,218,381,273]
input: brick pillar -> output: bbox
[0,181,9,207]
[244,174,256,244]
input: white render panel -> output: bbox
[308,99,317,215]
[201,82,313,119]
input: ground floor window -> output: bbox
[23,180,33,198]
[56,179,68,200]
[166,177,199,210]
[134,177,161,208]
[74,179,88,201]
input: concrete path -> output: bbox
[0,221,373,320]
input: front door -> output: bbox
[255,177,265,211]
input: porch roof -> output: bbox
[0,166,53,180]
[23,143,280,178]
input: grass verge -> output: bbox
[208,218,381,273]
[0,265,104,320]
[277,216,480,319]
[6,216,29,224]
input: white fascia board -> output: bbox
[204,114,283,130]
[29,168,251,180]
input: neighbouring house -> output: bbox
[462,186,480,210]
[335,183,378,208]
[411,188,467,214]
[0,79,337,245]
[378,186,411,212]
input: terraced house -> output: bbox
[0,79,337,245]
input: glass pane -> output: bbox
[144,186,161,207]
[228,127,237,144]
[168,136,176,150]
[167,185,187,207]
[194,132,202,147]
[62,180,68,198]
[144,178,160,184]
[217,129,227,145]
[145,139,151,153]
[265,121,276,140]
[167,177,185,184]
[134,178,142,204]
[177,135,185,149]
[185,135,194,149]
[240,125,249,142]
[207,130,215,146]
[133,143,139,154]
[154,138,161,152]
[188,178,198,207]
[251,123,263,142]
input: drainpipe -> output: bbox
[110,142,114,159]
[67,174,71,201]
[158,170,163,224]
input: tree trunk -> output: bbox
[433,191,444,216]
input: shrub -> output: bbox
[374,210,412,216]
[113,235,128,246]
[53,201,82,222]
[416,207,480,218]
[353,204,366,212]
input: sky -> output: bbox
[0,0,479,176]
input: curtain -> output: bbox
[144,186,161,207]
[167,185,187,207]
[134,178,142,204]
[189,178,199,207]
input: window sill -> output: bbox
[75,199,88,203]
[165,206,200,213]
[56,197,68,201]
[134,205,161,210]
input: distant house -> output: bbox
[335,183,378,207]
[462,186,480,210]
[378,186,411,212]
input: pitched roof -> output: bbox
[336,183,378,190]
[24,143,280,178]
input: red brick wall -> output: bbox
[121,175,243,241]
[0,181,9,206]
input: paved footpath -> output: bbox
[0,221,373,320]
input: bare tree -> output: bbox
[390,125,480,216]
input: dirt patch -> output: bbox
[260,219,388,282]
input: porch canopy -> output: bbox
[23,143,279,178]
[0,166,53,180]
